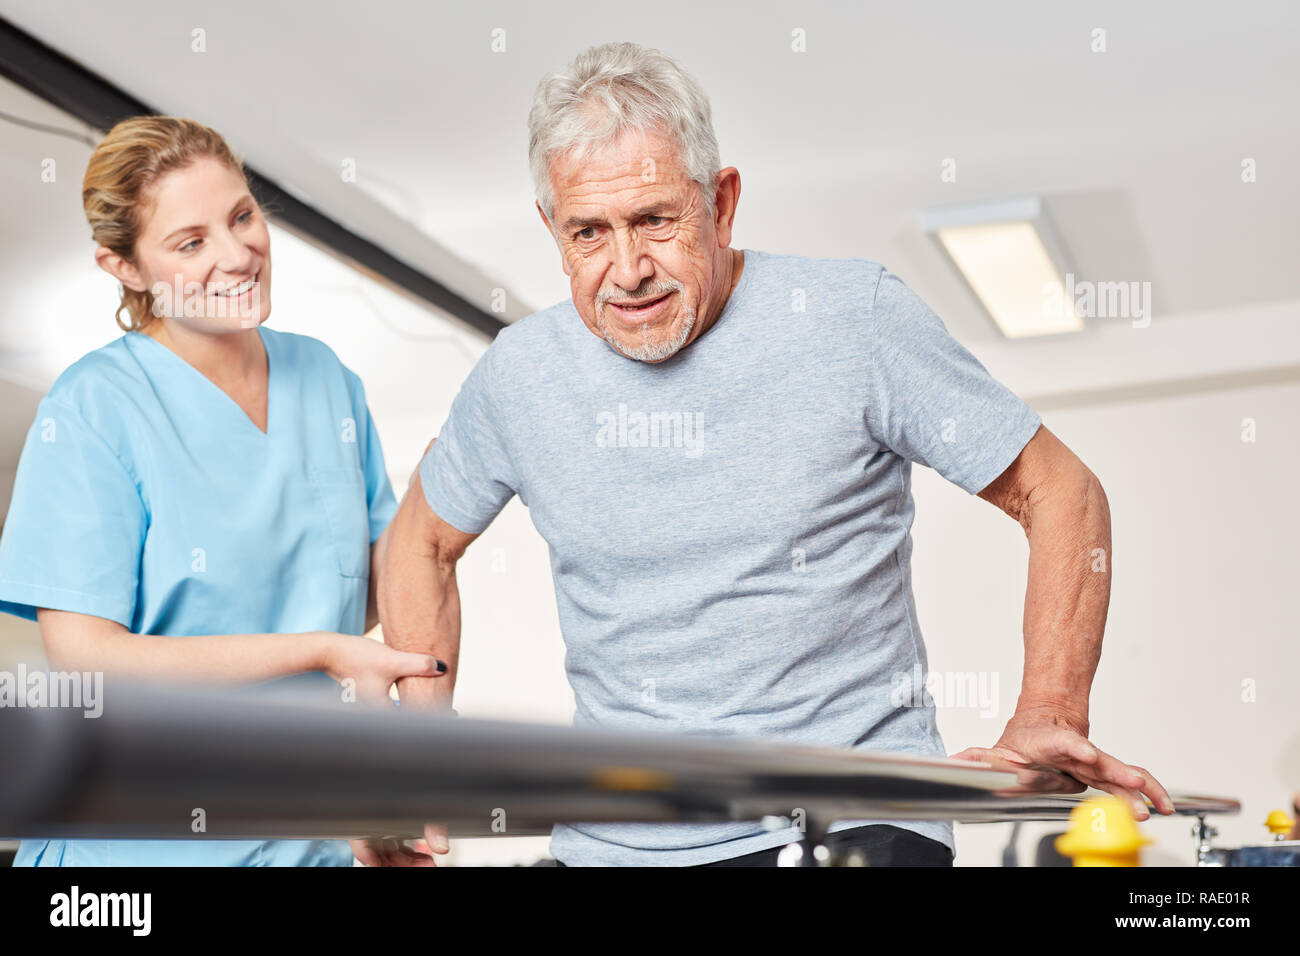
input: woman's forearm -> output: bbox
[36,608,332,684]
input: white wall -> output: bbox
[923,380,1300,865]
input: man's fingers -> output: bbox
[377,838,404,866]
[1087,782,1149,820]
[383,838,436,866]
[424,822,451,854]
[1120,763,1176,815]
[950,746,1042,777]
[1046,757,1162,820]
[1065,735,1100,765]
[393,846,438,867]
[353,838,403,867]
[1032,728,1098,766]
[1089,749,1143,785]
[1082,748,1154,796]
[1057,751,1156,820]
[989,721,1176,819]
[350,839,385,867]
[352,836,439,867]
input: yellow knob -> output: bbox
[1264,809,1294,838]
[1055,795,1151,867]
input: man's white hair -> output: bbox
[528,42,721,224]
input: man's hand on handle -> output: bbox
[352,439,471,866]
[346,675,454,865]
[950,706,1175,820]
[350,832,448,867]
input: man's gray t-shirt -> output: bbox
[420,249,1042,866]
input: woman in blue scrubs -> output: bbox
[0,116,447,866]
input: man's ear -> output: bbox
[536,202,571,278]
[94,246,147,293]
[711,167,741,250]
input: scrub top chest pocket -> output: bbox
[307,464,371,578]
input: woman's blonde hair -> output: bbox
[82,116,252,332]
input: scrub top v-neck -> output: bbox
[146,325,275,437]
[0,325,398,866]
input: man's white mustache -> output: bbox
[598,282,682,308]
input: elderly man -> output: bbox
[370,41,1173,867]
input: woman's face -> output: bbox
[125,157,271,334]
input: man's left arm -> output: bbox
[956,424,1175,820]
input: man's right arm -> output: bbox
[379,467,479,711]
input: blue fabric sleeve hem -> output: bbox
[958,406,1043,495]
[0,581,134,628]
[368,498,398,543]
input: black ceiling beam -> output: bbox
[0,16,505,340]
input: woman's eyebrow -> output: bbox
[161,198,253,243]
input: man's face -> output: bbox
[541,128,730,363]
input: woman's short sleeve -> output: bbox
[0,397,146,627]
[347,374,397,543]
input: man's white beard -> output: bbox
[598,305,696,363]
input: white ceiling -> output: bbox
[0,0,1297,434]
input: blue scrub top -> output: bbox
[0,326,398,866]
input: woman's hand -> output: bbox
[320,631,446,706]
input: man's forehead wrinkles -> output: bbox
[555,144,691,192]
[560,168,683,197]
[557,163,628,189]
